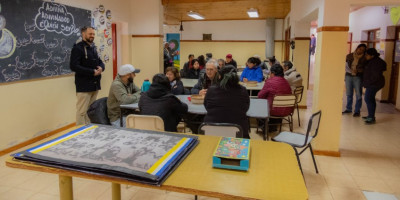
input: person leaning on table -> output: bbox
[107,64,141,127]
[204,65,250,138]
[191,59,220,95]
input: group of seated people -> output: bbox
[106,56,303,138]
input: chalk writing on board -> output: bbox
[34,2,79,36]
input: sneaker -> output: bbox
[353,113,360,117]
[342,110,352,114]
[365,118,376,124]
[362,116,368,120]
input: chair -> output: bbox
[87,97,111,125]
[293,86,304,127]
[272,111,322,174]
[198,123,243,138]
[125,114,164,131]
[269,94,297,132]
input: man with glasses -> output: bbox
[70,26,105,125]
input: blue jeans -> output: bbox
[345,75,362,113]
[364,87,380,119]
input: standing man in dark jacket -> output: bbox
[139,74,188,132]
[342,44,367,117]
[70,26,105,125]
[362,48,387,124]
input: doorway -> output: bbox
[389,27,400,105]
[284,27,291,61]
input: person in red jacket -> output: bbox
[258,64,293,131]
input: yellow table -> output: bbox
[6,127,308,200]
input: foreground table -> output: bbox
[121,95,270,139]
[6,127,308,200]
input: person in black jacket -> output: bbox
[225,54,237,68]
[70,26,105,125]
[139,74,188,132]
[165,67,185,95]
[204,66,250,138]
[181,54,194,78]
[191,59,219,95]
[185,59,201,79]
[362,48,387,124]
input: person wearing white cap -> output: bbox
[107,64,141,127]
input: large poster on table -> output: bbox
[166,33,180,69]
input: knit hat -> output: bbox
[226,54,232,58]
[118,64,140,75]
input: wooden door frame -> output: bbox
[389,26,400,105]
[284,27,291,61]
[112,23,118,80]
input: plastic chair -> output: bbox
[198,123,243,138]
[293,86,304,127]
[272,111,322,174]
[125,114,164,131]
[269,94,297,132]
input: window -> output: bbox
[203,34,212,41]
[366,29,380,49]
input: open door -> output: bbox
[389,27,400,105]
[112,23,118,80]
[284,27,291,61]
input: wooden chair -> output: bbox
[272,111,322,174]
[125,114,164,131]
[293,86,304,127]
[269,94,297,133]
[198,123,243,138]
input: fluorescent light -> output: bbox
[247,8,259,18]
[187,11,204,20]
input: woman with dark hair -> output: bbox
[139,74,188,132]
[198,55,206,70]
[362,48,387,124]
[181,54,194,78]
[258,64,292,132]
[186,59,201,79]
[204,66,250,138]
[240,57,263,82]
[165,67,185,95]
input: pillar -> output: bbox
[266,18,275,58]
[130,0,164,86]
[274,19,285,62]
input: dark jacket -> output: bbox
[345,53,367,76]
[258,76,293,117]
[363,56,387,89]
[191,70,219,94]
[171,80,185,95]
[225,59,238,68]
[186,67,201,79]
[70,41,105,92]
[204,85,250,138]
[139,83,188,132]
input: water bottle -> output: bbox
[141,79,151,92]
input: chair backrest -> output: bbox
[272,94,297,108]
[198,123,243,138]
[303,111,322,146]
[293,86,304,104]
[126,114,164,131]
[87,97,111,125]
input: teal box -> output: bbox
[212,137,250,171]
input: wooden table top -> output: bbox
[6,127,307,200]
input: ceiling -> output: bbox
[162,0,291,25]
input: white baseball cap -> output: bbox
[118,64,140,76]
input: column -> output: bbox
[266,18,275,58]
[129,0,164,86]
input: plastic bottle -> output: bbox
[141,79,151,92]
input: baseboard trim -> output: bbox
[313,150,341,157]
[298,105,307,109]
[0,123,76,157]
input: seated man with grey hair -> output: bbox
[191,59,220,95]
[283,61,303,91]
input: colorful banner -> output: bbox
[166,33,180,69]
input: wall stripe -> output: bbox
[132,34,163,38]
[317,26,349,32]
[181,40,265,43]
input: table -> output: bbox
[6,127,308,200]
[120,95,270,140]
[181,78,198,88]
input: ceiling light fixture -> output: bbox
[187,11,204,20]
[247,8,259,18]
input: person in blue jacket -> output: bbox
[240,57,263,82]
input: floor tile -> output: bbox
[362,191,398,200]
[0,187,36,200]
[352,175,393,194]
[27,193,59,200]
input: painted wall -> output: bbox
[0,0,127,150]
[180,42,266,68]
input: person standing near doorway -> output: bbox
[70,26,105,125]
[342,44,367,117]
[362,48,387,124]
[310,34,316,55]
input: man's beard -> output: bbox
[85,37,94,43]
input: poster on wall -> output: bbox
[395,41,400,63]
[166,33,180,69]
[91,5,111,64]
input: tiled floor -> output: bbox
[1,97,400,199]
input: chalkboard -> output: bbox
[0,0,91,83]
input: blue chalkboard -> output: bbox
[0,0,91,83]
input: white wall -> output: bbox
[275,19,284,40]
[349,6,400,41]
[176,20,267,40]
